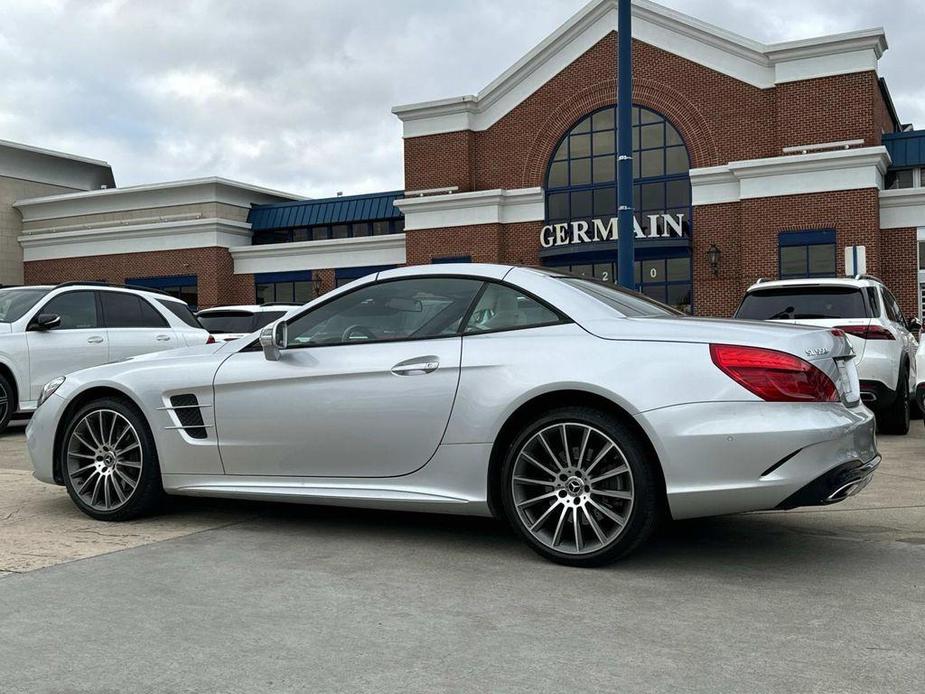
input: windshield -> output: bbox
[735,287,869,320]
[558,277,680,317]
[197,311,255,334]
[0,287,51,323]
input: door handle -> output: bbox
[87,336,104,344]
[391,356,439,376]
[156,335,172,342]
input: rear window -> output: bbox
[735,287,870,320]
[157,299,203,328]
[197,311,255,334]
[253,311,287,330]
[558,277,679,317]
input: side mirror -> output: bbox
[28,313,61,331]
[259,321,288,361]
[908,317,922,334]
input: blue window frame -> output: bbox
[779,230,837,279]
[254,271,315,305]
[126,274,198,308]
[432,256,472,264]
[335,265,396,288]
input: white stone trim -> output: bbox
[395,188,544,231]
[20,218,253,262]
[392,0,887,137]
[0,138,115,191]
[880,189,925,229]
[14,176,303,222]
[690,147,890,205]
[231,235,407,275]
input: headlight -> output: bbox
[37,376,66,408]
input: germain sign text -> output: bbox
[540,214,686,248]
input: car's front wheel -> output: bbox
[501,406,662,567]
[877,368,910,435]
[61,397,164,521]
[0,373,13,435]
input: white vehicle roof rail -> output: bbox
[852,274,884,284]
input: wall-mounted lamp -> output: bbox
[312,275,323,297]
[706,244,722,276]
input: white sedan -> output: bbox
[26,264,879,566]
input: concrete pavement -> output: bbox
[0,424,923,693]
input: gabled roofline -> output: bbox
[392,0,888,138]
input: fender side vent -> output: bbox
[169,394,208,439]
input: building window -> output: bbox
[779,230,837,279]
[254,271,315,304]
[885,169,916,190]
[253,219,405,246]
[334,265,396,288]
[126,275,198,309]
[545,104,691,234]
[432,256,472,264]
[544,104,693,313]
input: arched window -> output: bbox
[543,105,693,313]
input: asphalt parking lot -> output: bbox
[1,423,923,693]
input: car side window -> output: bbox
[882,288,903,324]
[464,283,562,334]
[38,291,99,330]
[100,292,169,328]
[286,277,483,347]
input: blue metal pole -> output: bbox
[616,0,635,289]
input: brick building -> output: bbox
[12,0,925,317]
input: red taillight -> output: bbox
[710,344,838,402]
[206,335,216,344]
[834,324,895,340]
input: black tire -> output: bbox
[0,373,14,435]
[60,396,164,521]
[500,406,662,567]
[877,368,911,435]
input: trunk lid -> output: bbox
[582,316,859,405]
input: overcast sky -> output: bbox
[1,0,922,198]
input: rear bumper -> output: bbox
[637,401,878,520]
[775,455,880,509]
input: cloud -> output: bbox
[0,0,920,197]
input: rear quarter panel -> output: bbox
[444,322,748,445]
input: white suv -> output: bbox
[735,276,920,434]
[195,303,300,342]
[0,282,210,433]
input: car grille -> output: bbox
[169,394,208,439]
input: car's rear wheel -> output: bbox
[0,374,13,435]
[877,368,910,435]
[61,397,164,521]
[501,406,662,567]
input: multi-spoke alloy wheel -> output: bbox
[66,409,142,512]
[512,422,634,555]
[61,398,163,521]
[502,407,661,566]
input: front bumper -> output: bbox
[25,391,69,485]
[637,401,878,520]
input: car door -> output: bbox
[99,290,178,361]
[25,290,108,401]
[213,276,483,477]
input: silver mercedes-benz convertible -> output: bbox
[26,264,879,566]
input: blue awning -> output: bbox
[248,190,404,230]
[883,130,925,169]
